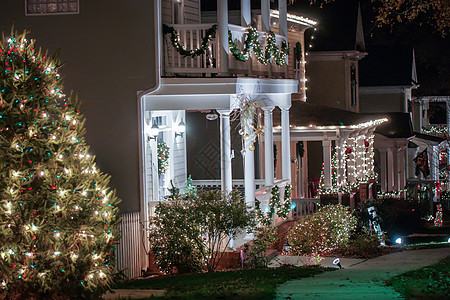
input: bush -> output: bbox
[149,201,206,274]
[195,190,255,272]
[244,225,278,268]
[328,230,390,259]
[149,190,254,273]
[287,204,357,257]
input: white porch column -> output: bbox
[261,0,271,32]
[278,0,288,37]
[218,110,233,193]
[281,107,291,181]
[322,140,332,189]
[399,146,406,189]
[380,149,387,192]
[447,100,450,131]
[356,136,365,181]
[240,0,251,27]
[218,0,229,74]
[387,148,394,191]
[263,106,275,186]
[393,149,400,190]
[431,145,439,182]
[244,139,255,209]
[336,130,347,202]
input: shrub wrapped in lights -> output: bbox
[287,204,357,258]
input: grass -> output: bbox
[115,266,333,299]
[386,256,450,299]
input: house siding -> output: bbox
[162,0,200,24]
[306,60,346,109]
[0,0,157,213]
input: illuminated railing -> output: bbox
[164,23,219,75]
[163,23,289,77]
[291,198,320,218]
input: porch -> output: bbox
[141,76,297,218]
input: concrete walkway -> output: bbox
[275,248,450,299]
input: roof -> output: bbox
[202,0,266,11]
[274,103,413,140]
[273,101,375,127]
[413,132,446,143]
[359,46,416,87]
[371,113,414,138]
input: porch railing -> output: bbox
[192,179,265,191]
[164,23,219,75]
[291,198,320,218]
[163,23,289,77]
[228,24,288,77]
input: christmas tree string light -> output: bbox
[0,30,120,298]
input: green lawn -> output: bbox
[386,256,450,299]
[115,266,333,299]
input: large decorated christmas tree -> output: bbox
[0,30,120,298]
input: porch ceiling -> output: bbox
[142,77,298,111]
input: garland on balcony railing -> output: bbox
[228,26,290,66]
[163,24,217,58]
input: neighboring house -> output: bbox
[359,46,418,195]
[359,46,449,210]
[410,96,449,205]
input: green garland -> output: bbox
[256,184,292,226]
[163,24,217,58]
[228,26,290,66]
[158,142,170,175]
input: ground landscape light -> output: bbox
[395,237,403,245]
[332,258,342,269]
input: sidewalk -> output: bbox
[275,247,450,299]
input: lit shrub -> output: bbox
[244,225,279,268]
[287,204,357,257]
[149,201,206,274]
[149,190,254,273]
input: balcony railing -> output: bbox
[164,23,219,75]
[163,23,289,78]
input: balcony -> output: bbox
[163,23,289,78]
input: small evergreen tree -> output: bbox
[0,30,120,299]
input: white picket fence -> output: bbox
[116,212,145,279]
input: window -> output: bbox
[25,0,79,16]
[428,102,446,125]
[350,65,357,107]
